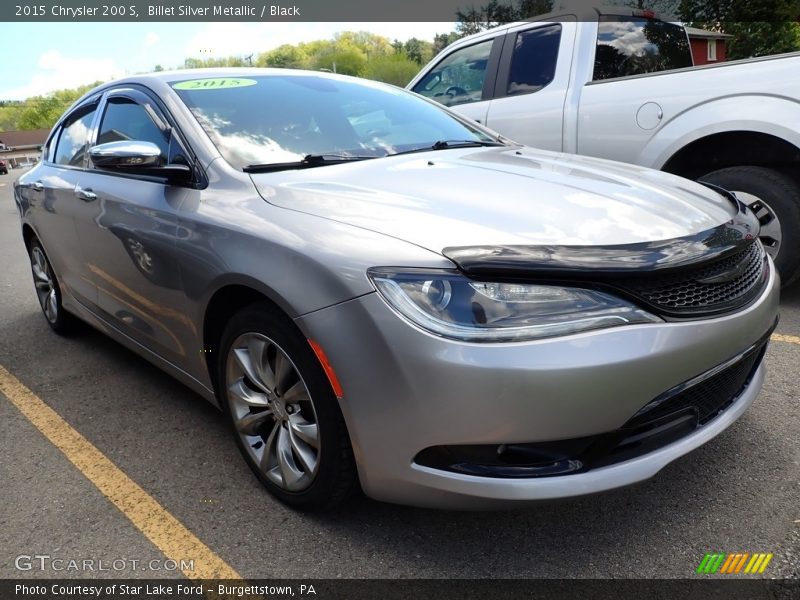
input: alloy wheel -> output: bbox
[225,333,320,492]
[31,246,58,323]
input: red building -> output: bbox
[685,27,732,65]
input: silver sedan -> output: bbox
[15,69,779,510]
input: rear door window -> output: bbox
[506,25,562,96]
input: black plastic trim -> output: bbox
[442,223,760,278]
[443,192,758,278]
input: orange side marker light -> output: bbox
[308,339,344,398]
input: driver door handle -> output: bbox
[75,187,97,202]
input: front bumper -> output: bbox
[295,261,780,509]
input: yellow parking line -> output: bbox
[772,333,800,345]
[0,363,240,580]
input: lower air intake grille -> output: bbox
[626,341,767,428]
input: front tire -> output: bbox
[216,302,357,510]
[700,166,800,287]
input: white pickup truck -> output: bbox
[407,6,800,285]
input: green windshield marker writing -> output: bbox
[172,78,257,90]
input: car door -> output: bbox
[19,101,100,307]
[483,20,576,151]
[77,87,196,365]
[409,36,504,126]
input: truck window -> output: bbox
[507,25,562,96]
[593,17,692,81]
[412,39,493,107]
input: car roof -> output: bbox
[97,67,363,89]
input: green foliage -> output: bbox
[256,44,310,69]
[398,38,436,65]
[184,56,247,69]
[433,32,463,55]
[456,0,553,35]
[362,53,422,87]
[679,0,800,58]
[724,22,800,59]
[0,82,100,132]
[309,39,369,76]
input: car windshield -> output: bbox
[171,74,498,170]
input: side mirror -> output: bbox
[89,140,192,183]
[90,140,163,168]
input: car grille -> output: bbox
[615,242,767,317]
[626,340,767,428]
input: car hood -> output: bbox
[250,147,737,252]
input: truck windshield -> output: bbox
[593,17,692,81]
[171,74,497,170]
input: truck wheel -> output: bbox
[700,166,800,287]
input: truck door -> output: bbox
[409,36,504,126]
[483,20,576,152]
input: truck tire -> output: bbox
[700,166,800,287]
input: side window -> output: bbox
[96,97,170,158]
[593,18,693,81]
[54,107,96,167]
[506,25,562,96]
[412,39,494,107]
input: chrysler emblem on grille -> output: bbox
[695,253,751,285]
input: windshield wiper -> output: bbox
[389,139,506,157]
[244,153,376,173]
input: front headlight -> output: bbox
[368,268,662,342]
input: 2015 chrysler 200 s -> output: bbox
[15,69,779,510]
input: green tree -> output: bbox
[402,38,435,64]
[334,31,393,58]
[0,102,24,131]
[679,0,800,59]
[256,44,310,69]
[309,39,368,76]
[363,52,422,86]
[13,83,100,130]
[456,0,553,35]
[183,56,247,69]
[433,32,462,55]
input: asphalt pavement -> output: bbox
[0,168,798,580]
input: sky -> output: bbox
[0,22,454,101]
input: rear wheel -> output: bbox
[216,302,357,510]
[28,239,81,334]
[700,166,800,287]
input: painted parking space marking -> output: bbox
[0,363,241,580]
[772,333,800,345]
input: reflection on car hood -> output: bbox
[250,147,737,252]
